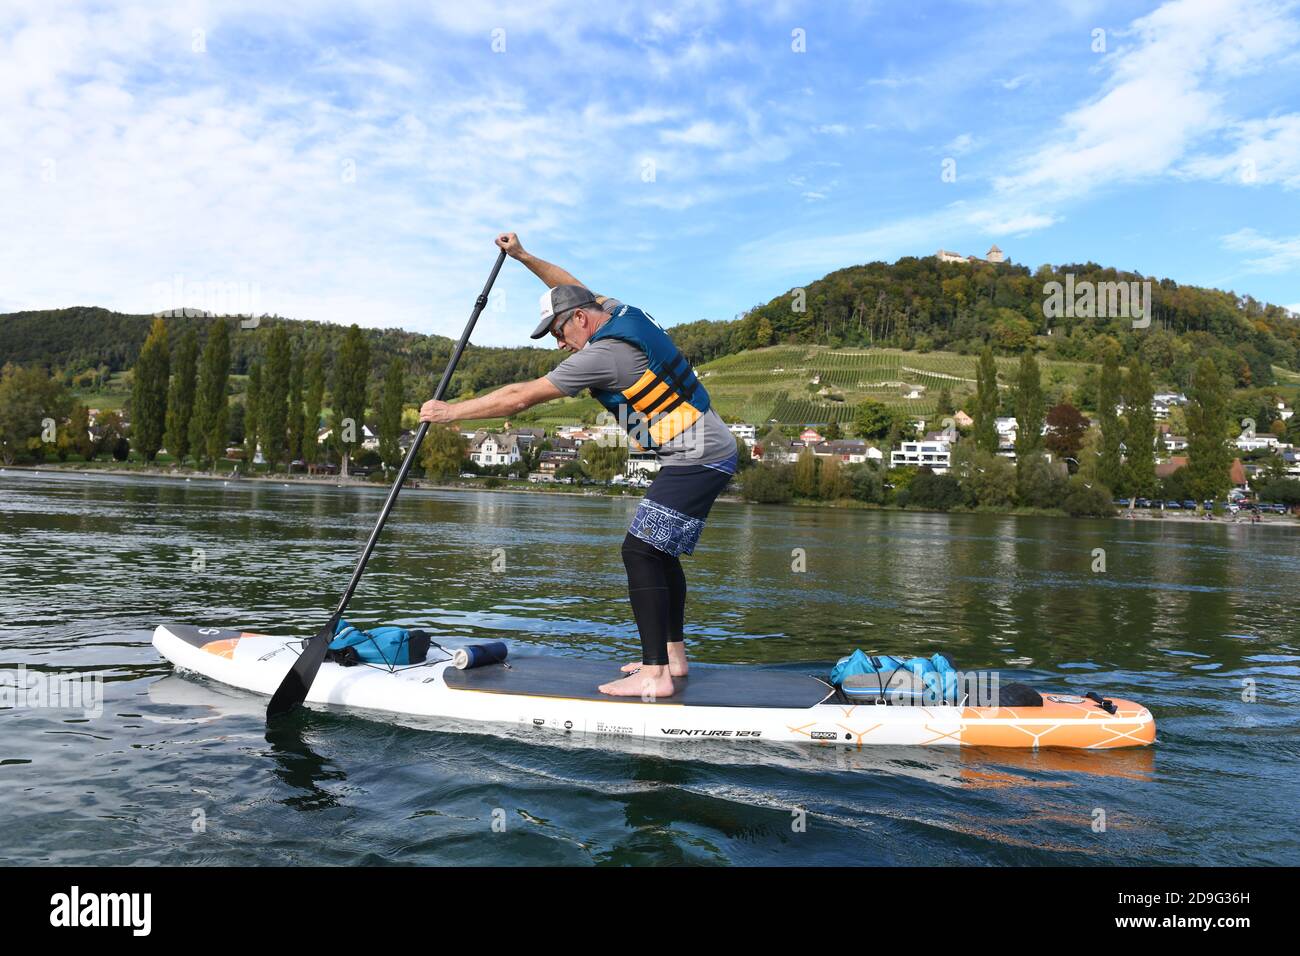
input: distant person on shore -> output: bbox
[418,233,738,698]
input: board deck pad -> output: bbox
[444,656,834,708]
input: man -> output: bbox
[419,233,738,698]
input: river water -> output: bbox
[1,470,1296,865]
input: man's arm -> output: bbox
[419,376,564,424]
[496,232,585,288]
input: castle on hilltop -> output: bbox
[935,245,1005,264]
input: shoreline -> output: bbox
[5,463,1296,525]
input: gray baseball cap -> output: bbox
[531,285,598,339]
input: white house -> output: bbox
[891,435,953,473]
[727,423,757,444]
[811,439,876,464]
[1162,433,1189,453]
[469,431,520,467]
[1235,433,1280,452]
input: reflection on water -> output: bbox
[1,470,1297,865]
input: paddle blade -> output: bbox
[266,622,334,720]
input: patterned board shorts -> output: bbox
[627,453,737,556]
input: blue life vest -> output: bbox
[831,650,960,704]
[588,304,711,450]
[328,620,430,668]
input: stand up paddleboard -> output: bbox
[153,624,1156,749]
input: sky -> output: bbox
[1,0,1298,348]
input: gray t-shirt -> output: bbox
[546,300,736,468]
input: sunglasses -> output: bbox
[550,309,578,342]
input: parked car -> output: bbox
[1164,500,1182,509]
[1135,497,1152,509]
[1113,497,1131,507]
[1182,500,1197,510]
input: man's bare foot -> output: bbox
[599,667,675,699]
[621,646,688,677]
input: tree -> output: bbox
[163,328,199,463]
[1017,451,1067,509]
[0,365,71,464]
[1013,352,1044,458]
[580,440,628,481]
[378,358,405,470]
[853,400,894,439]
[900,471,963,511]
[130,318,169,461]
[1123,357,1157,499]
[740,463,793,503]
[1096,353,1124,493]
[302,346,326,472]
[332,324,370,477]
[286,346,305,464]
[419,424,467,480]
[950,443,1015,508]
[793,446,818,497]
[244,360,262,465]
[261,325,291,470]
[1185,357,1232,505]
[96,409,129,461]
[818,453,851,499]
[1256,478,1300,507]
[973,348,999,453]
[846,461,884,503]
[1045,402,1089,461]
[68,403,94,460]
[823,420,842,440]
[936,385,954,416]
[189,320,231,468]
[1062,476,1115,517]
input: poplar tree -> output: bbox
[163,328,199,463]
[286,346,305,465]
[261,324,291,470]
[1097,351,1124,493]
[973,347,999,453]
[378,358,405,470]
[332,324,370,477]
[131,318,170,461]
[244,360,262,465]
[1013,352,1044,458]
[302,346,326,472]
[1185,357,1232,505]
[1123,357,1157,498]
[189,320,231,468]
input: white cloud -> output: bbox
[995,0,1300,197]
[1181,114,1300,188]
[1221,228,1300,272]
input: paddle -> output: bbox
[267,248,508,720]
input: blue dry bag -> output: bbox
[328,620,431,668]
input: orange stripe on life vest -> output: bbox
[648,403,701,445]
[633,382,672,413]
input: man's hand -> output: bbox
[496,232,526,260]
[419,399,456,424]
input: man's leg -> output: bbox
[599,534,676,698]
[620,547,690,676]
[620,532,670,666]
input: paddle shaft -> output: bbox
[329,248,508,621]
[266,248,506,719]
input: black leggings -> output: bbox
[621,532,686,666]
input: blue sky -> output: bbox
[2,0,1298,347]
